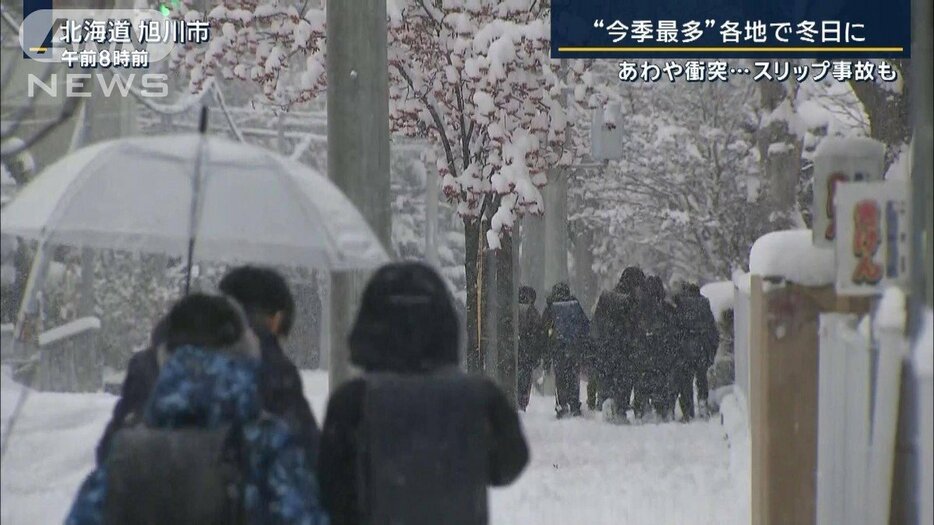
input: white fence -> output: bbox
[816,314,872,525]
[733,283,750,404]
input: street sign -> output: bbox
[812,137,885,247]
[591,103,622,161]
[834,181,910,296]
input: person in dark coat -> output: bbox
[631,276,678,422]
[541,282,590,418]
[590,266,645,419]
[94,317,167,464]
[67,294,327,525]
[517,285,544,411]
[672,282,720,420]
[219,266,320,462]
[94,266,320,466]
[318,262,529,525]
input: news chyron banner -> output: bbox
[20,0,208,69]
[551,0,910,60]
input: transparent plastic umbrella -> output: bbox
[0,133,390,284]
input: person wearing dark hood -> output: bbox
[317,262,529,525]
[672,282,719,421]
[541,282,590,418]
[517,285,544,411]
[66,294,328,525]
[590,266,645,420]
[94,266,320,467]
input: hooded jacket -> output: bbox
[541,282,590,354]
[318,262,529,525]
[67,343,328,525]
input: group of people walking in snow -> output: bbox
[67,262,529,525]
[517,267,720,423]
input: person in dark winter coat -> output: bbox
[94,316,167,464]
[318,262,529,525]
[66,294,328,525]
[94,266,320,467]
[631,276,678,422]
[220,266,320,462]
[590,267,645,418]
[672,282,720,420]
[517,285,544,411]
[541,282,590,418]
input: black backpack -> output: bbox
[103,423,247,525]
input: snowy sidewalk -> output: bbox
[1,368,748,525]
[492,391,748,525]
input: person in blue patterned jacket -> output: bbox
[65,293,328,525]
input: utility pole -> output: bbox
[544,60,571,295]
[519,215,545,310]
[893,0,933,520]
[326,0,392,391]
[543,169,570,293]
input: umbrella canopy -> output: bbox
[0,134,389,271]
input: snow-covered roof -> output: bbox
[914,308,933,378]
[749,229,835,286]
[700,280,734,320]
[38,317,101,347]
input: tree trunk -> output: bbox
[463,217,482,373]
[572,227,598,315]
[494,232,517,406]
[78,248,95,318]
[519,214,546,311]
[757,82,802,225]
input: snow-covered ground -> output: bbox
[1,367,749,525]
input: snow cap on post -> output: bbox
[701,281,735,320]
[749,229,835,286]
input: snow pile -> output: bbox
[718,390,750,523]
[37,317,101,347]
[701,281,735,320]
[914,308,933,377]
[749,230,835,286]
[1,366,116,525]
[874,287,906,334]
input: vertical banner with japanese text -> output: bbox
[834,181,910,296]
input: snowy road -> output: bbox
[1,368,749,525]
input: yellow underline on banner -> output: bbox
[29,47,48,52]
[557,46,904,52]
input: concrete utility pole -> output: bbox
[326,0,392,391]
[543,168,570,294]
[519,215,545,310]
